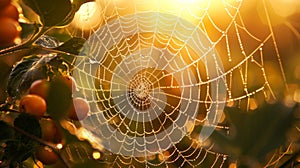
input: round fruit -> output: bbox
[40,119,62,142]
[0,17,20,47]
[68,97,89,120]
[35,146,59,165]
[0,0,10,9]
[61,75,77,92]
[0,4,19,21]
[29,79,50,100]
[19,94,47,118]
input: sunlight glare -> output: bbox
[269,0,300,17]
[179,0,200,3]
[72,1,102,30]
[92,151,101,160]
[56,143,63,150]
[33,161,43,168]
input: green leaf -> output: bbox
[55,37,86,56]
[0,121,14,142]
[212,103,296,162]
[14,113,42,142]
[46,29,73,42]
[7,54,71,99]
[47,77,72,120]
[23,0,72,27]
[55,6,77,27]
[12,113,42,162]
[20,22,40,40]
[7,55,41,99]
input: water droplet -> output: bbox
[36,35,60,48]
[87,57,99,64]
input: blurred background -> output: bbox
[0,0,299,167]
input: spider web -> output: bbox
[64,0,288,167]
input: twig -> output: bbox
[278,147,300,167]
[0,108,19,113]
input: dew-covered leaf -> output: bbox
[35,35,60,48]
[7,55,41,99]
[7,54,71,99]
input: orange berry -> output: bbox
[40,119,62,142]
[61,75,77,93]
[29,79,50,100]
[35,146,59,165]
[0,4,19,21]
[0,17,20,47]
[68,97,89,120]
[19,94,47,118]
[0,0,10,9]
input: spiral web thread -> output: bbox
[65,0,288,167]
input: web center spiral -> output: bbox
[128,74,152,111]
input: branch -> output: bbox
[0,26,51,57]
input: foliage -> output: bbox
[0,0,104,167]
[7,55,40,99]
[0,113,41,166]
[212,103,298,167]
[23,0,72,27]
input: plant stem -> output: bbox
[0,108,19,114]
[0,107,52,119]
[0,26,51,57]
[279,149,300,167]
